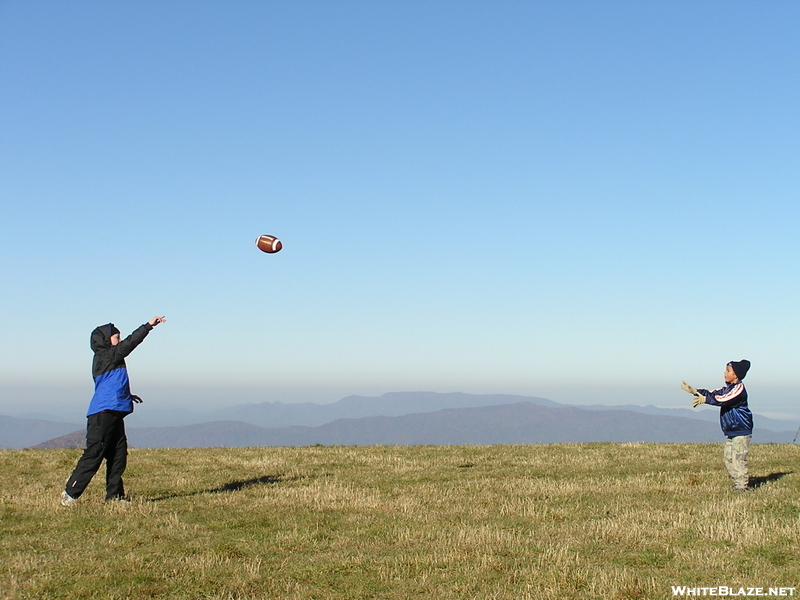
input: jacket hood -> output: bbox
[90,323,121,352]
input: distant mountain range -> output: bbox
[33,428,86,450]
[128,392,565,428]
[0,415,85,450]
[124,402,792,447]
[10,392,796,449]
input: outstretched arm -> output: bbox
[111,316,167,360]
[697,382,745,407]
[124,318,166,404]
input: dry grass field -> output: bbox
[1,443,799,600]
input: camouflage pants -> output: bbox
[723,435,750,490]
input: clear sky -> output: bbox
[1,1,798,418]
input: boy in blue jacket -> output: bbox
[682,359,752,492]
[61,316,166,506]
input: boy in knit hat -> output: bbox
[682,359,752,492]
[61,316,166,506]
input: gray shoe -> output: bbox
[60,491,78,506]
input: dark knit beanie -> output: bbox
[728,359,751,380]
[106,323,121,340]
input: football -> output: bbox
[255,235,282,254]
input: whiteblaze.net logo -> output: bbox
[672,588,796,597]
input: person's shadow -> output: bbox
[146,474,292,502]
[749,471,793,489]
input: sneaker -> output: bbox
[60,491,78,506]
[732,486,749,493]
[105,495,131,503]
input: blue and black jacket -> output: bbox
[86,323,153,417]
[697,382,753,437]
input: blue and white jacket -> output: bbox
[86,323,152,417]
[697,382,753,437]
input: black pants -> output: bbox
[65,411,128,500]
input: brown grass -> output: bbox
[1,443,799,599]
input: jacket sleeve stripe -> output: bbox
[713,382,744,403]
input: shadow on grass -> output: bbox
[146,474,300,502]
[750,471,793,489]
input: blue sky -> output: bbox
[1,1,798,417]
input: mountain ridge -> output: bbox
[7,391,797,449]
[32,401,793,449]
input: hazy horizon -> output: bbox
[2,382,798,424]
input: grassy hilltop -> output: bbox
[1,444,799,600]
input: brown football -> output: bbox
[255,235,283,254]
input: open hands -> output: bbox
[131,395,143,404]
[682,381,704,408]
